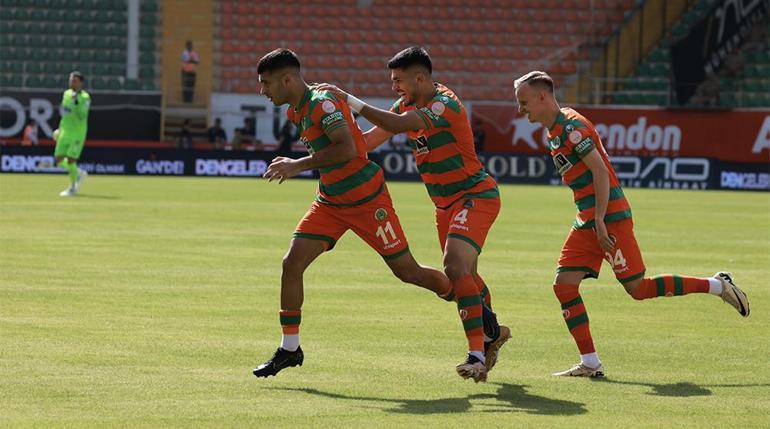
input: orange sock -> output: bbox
[629,274,710,300]
[455,274,484,352]
[473,273,492,308]
[554,284,595,354]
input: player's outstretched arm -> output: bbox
[363,126,394,152]
[264,124,356,184]
[314,83,425,134]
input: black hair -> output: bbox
[70,71,85,82]
[257,48,301,74]
[387,46,432,74]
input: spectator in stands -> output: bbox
[178,118,193,150]
[690,72,720,107]
[723,49,745,78]
[22,119,38,146]
[207,117,227,149]
[181,40,200,103]
[472,119,486,154]
[230,128,243,150]
[276,120,298,156]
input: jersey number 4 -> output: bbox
[376,221,398,245]
[453,209,469,225]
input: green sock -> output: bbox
[59,159,78,186]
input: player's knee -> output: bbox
[392,266,419,285]
[281,254,306,276]
[623,280,646,300]
[443,263,470,282]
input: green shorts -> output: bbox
[54,137,85,159]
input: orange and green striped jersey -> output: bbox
[391,83,498,209]
[547,107,632,229]
[287,87,384,207]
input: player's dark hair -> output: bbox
[257,48,301,74]
[514,71,554,92]
[70,71,85,82]
[388,46,432,74]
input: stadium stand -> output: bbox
[213,0,639,101]
[0,0,160,91]
[613,1,770,107]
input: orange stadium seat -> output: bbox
[214,0,639,100]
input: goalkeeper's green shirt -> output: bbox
[58,89,91,142]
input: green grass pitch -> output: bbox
[1,173,769,428]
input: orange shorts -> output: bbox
[436,197,500,254]
[557,218,646,284]
[293,188,409,259]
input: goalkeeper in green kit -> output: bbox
[54,71,91,197]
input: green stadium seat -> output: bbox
[13,8,29,20]
[140,52,154,65]
[720,93,737,107]
[110,50,124,63]
[106,77,121,90]
[42,75,59,88]
[0,62,11,73]
[141,1,157,13]
[112,0,127,9]
[109,38,124,49]
[124,79,140,90]
[113,11,127,22]
[140,38,155,52]
[26,75,43,88]
[94,63,110,75]
[11,62,23,73]
[110,63,126,76]
[30,8,46,21]
[0,8,13,21]
[141,81,156,91]
[140,25,155,38]
[139,65,154,79]
[140,14,157,26]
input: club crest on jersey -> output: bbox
[565,124,575,133]
[321,100,336,114]
[375,208,388,221]
[562,309,570,319]
[441,96,449,103]
[549,136,561,150]
[569,130,582,144]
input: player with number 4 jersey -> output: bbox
[252,49,470,379]
[315,47,510,383]
[514,71,750,379]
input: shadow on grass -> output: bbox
[272,383,586,415]
[596,378,770,397]
[74,194,121,200]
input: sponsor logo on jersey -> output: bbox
[321,111,344,129]
[553,153,573,174]
[549,136,561,150]
[463,199,474,209]
[565,123,575,133]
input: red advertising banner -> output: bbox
[471,105,770,164]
